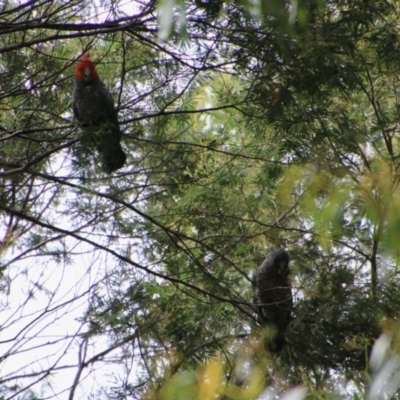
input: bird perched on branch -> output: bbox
[252,248,292,352]
[72,53,126,173]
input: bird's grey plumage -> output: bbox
[252,248,292,352]
[73,78,118,126]
[72,55,126,173]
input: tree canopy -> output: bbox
[1,1,400,399]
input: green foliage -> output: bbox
[2,0,400,399]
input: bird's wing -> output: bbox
[251,269,261,303]
[72,100,81,122]
[98,84,118,112]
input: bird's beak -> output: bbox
[84,67,92,81]
[278,261,287,274]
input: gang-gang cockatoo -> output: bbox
[72,54,126,173]
[252,248,292,352]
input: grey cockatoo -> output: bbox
[72,54,126,173]
[252,248,293,352]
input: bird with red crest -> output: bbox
[72,53,126,173]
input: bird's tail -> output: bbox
[262,324,286,353]
[266,334,286,353]
[81,123,126,173]
[98,125,126,173]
